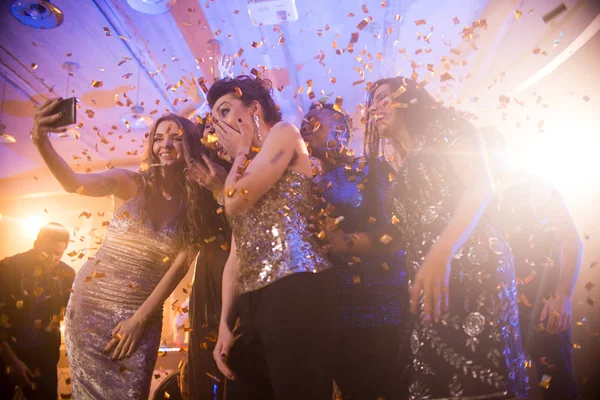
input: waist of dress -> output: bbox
[235,235,331,293]
[71,232,176,309]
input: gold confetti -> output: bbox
[453,16,460,25]
[379,234,393,245]
[357,18,369,30]
[34,319,42,329]
[513,10,523,19]
[103,27,111,36]
[163,256,170,264]
[92,272,105,278]
[234,87,243,98]
[119,366,127,373]
[353,275,361,284]
[31,63,38,70]
[91,80,103,88]
[16,300,24,309]
[362,4,369,13]
[381,262,390,271]
[415,19,426,26]
[539,374,551,389]
[34,287,44,297]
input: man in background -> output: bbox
[481,126,583,400]
[0,223,75,400]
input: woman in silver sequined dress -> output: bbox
[31,101,222,399]
[198,76,338,400]
[363,77,529,399]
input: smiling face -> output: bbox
[152,120,185,170]
[370,83,405,138]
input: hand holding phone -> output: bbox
[31,98,77,144]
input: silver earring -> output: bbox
[253,113,262,142]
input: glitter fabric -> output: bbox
[315,157,406,328]
[65,177,182,400]
[385,109,529,399]
[227,168,331,293]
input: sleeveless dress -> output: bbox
[65,176,183,399]
[385,110,529,399]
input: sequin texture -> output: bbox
[315,157,406,328]
[228,169,331,293]
[65,179,182,400]
[385,109,529,399]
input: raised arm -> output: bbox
[32,98,139,200]
[221,121,304,216]
[104,249,194,360]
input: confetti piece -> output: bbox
[585,281,596,291]
[395,14,402,21]
[103,27,111,36]
[91,80,103,88]
[513,10,523,19]
[34,287,44,297]
[587,297,595,306]
[362,4,369,13]
[31,63,38,70]
[453,16,460,25]
[539,374,551,389]
[542,3,567,23]
[119,366,127,373]
[92,272,105,279]
[381,262,390,271]
[163,257,170,264]
[16,300,24,309]
[583,95,590,102]
[357,18,369,30]
[440,72,454,82]
[379,234,393,245]
[415,19,426,26]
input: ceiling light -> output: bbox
[10,0,64,29]
[126,0,177,15]
[121,105,153,130]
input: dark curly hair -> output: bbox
[308,102,353,134]
[207,75,282,126]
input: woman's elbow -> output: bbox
[224,199,251,217]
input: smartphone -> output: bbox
[48,97,77,128]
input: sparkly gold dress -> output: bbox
[227,168,331,293]
[65,178,182,399]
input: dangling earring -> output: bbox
[252,113,263,142]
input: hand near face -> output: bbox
[213,118,253,160]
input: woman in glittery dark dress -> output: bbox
[363,77,529,399]
[202,76,338,400]
[300,102,408,399]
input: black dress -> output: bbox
[384,109,529,399]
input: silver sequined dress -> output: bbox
[385,110,529,399]
[65,177,182,399]
[227,168,331,293]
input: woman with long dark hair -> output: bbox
[365,77,529,399]
[199,75,338,400]
[31,100,222,399]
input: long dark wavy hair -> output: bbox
[363,77,440,163]
[140,114,227,254]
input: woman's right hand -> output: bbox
[308,215,349,255]
[213,326,237,381]
[32,98,69,145]
[184,155,227,192]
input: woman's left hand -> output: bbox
[410,243,452,322]
[213,118,253,159]
[104,315,148,360]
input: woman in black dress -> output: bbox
[361,77,528,399]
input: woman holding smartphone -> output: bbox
[31,98,223,399]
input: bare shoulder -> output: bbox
[269,121,301,139]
